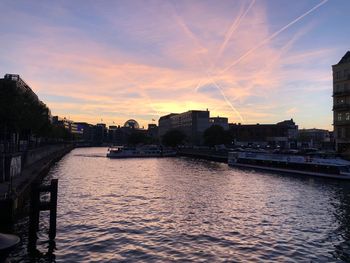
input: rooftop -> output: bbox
[337,51,350,65]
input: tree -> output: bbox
[162,129,186,147]
[127,131,149,145]
[203,125,231,146]
[0,79,57,144]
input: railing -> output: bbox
[333,103,350,110]
[333,89,350,96]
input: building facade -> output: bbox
[229,119,298,149]
[333,51,350,152]
[209,117,229,130]
[297,128,332,149]
[158,113,179,138]
[52,116,81,136]
[158,110,210,145]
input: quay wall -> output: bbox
[0,144,74,226]
[177,148,228,163]
[23,145,68,168]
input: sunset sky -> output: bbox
[0,0,349,129]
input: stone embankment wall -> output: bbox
[0,144,73,225]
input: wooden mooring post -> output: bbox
[28,179,58,253]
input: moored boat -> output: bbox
[228,151,350,180]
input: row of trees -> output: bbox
[160,125,231,147]
[124,125,230,148]
[0,80,71,145]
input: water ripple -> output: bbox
[9,147,350,262]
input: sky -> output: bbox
[0,0,349,130]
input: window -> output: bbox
[346,112,350,121]
[336,71,341,80]
[338,113,342,121]
[338,128,342,138]
[337,98,344,104]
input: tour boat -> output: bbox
[228,151,350,180]
[106,145,176,158]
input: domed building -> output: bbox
[124,119,140,129]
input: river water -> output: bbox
[9,147,350,262]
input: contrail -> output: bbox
[216,0,255,63]
[172,2,245,121]
[220,0,328,74]
[210,76,244,122]
[204,1,255,121]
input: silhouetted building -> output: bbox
[75,122,94,142]
[159,110,210,145]
[333,51,350,152]
[229,119,298,149]
[124,119,139,129]
[94,123,108,145]
[158,113,179,138]
[52,116,81,135]
[1,74,52,121]
[298,128,331,149]
[2,74,39,102]
[147,124,158,140]
[210,117,229,130]
[107,120,147,145]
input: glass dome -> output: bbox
[124,119,139,129]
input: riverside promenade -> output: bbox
[0,144,73,226]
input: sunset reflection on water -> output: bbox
[10,147,350,262]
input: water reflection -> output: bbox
[7,148,350,262]
[331,185,350,261]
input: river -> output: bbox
[9,147,350,262]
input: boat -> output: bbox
[106,145,176,158]
[228,151,350,180]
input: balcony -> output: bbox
[333,120,350,126]
[333,89,350,96]
[333,103,350,111]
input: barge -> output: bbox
[228,151,350,180]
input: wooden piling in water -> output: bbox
[28,179,58,253]
[49,179,57,240]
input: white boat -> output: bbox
[106,145,176,158]
[228,151,350,180]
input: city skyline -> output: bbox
[0,0,349,129]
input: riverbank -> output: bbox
[0,145,74,226]
[177,148,228,163]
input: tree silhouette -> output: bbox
[162,129,186,147]
[203,125,231,146]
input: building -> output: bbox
[229,119,298,149]
[75,122,94,142]
[124,119,140,129]
[298,128,331,149]
[1,74,52,122]
[158,113,179,138]
[333,51,350,153]
[94,123,108,145]
[147,124,158,140]
[52,116,81,136]
[209,117,229,130]
[2,74,39,102]
[158,110,210,145]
